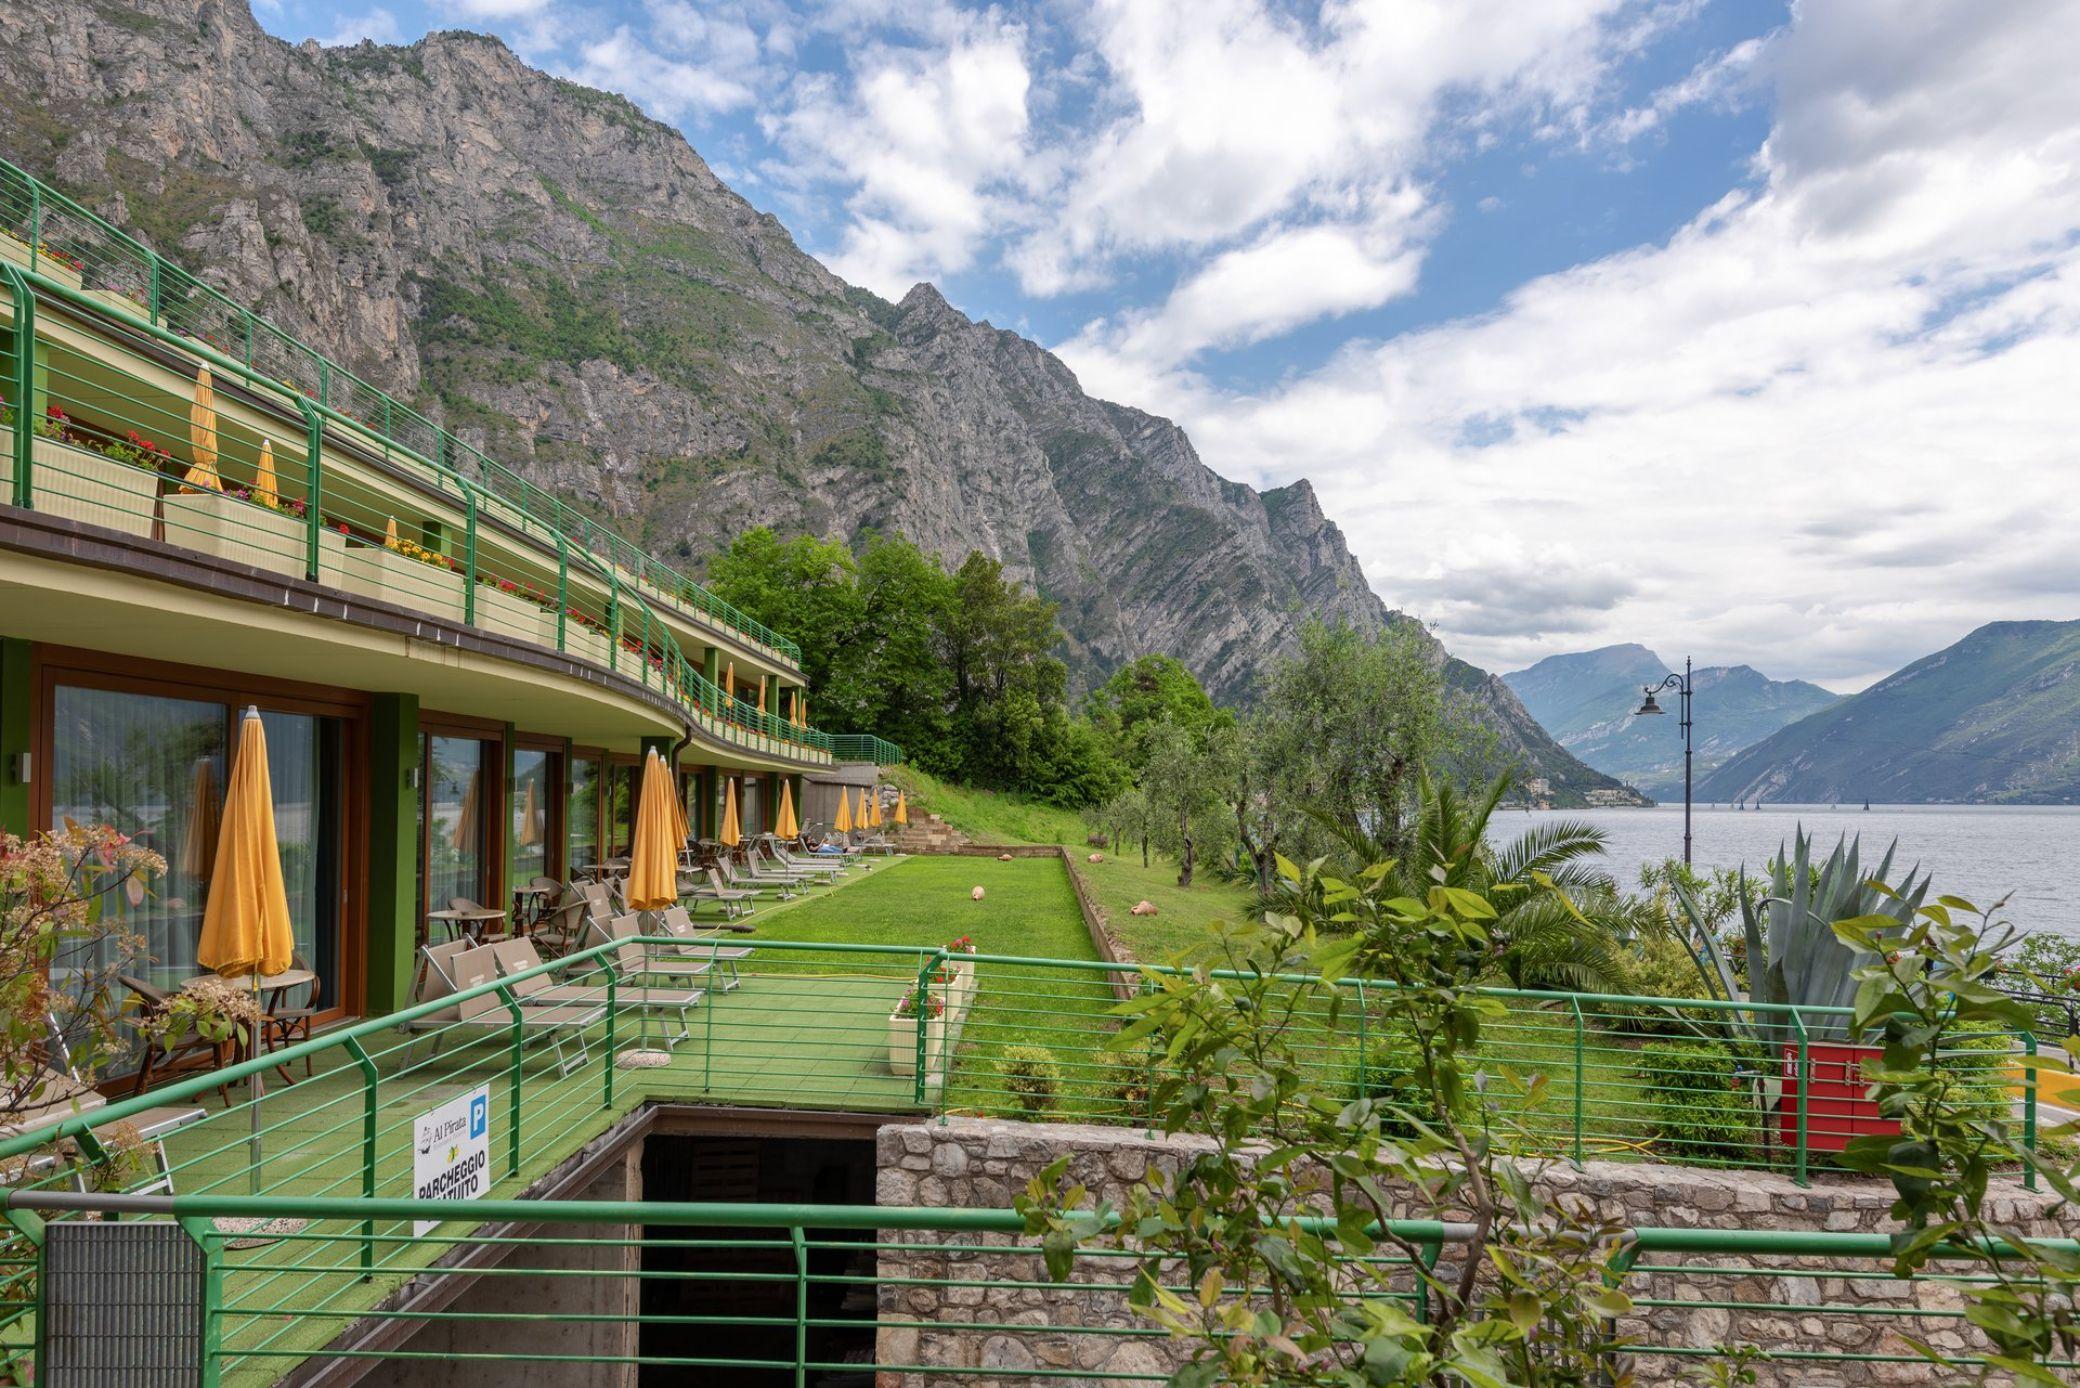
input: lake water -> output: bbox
[1516,804,2080,937]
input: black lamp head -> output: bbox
[1634,690,1665,717]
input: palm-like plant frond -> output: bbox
[1489,818,1614,893]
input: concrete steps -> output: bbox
[893,813,968,854]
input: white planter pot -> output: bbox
[81,286,150,320]
[948,956,978,1019]
[30,437,156,537]
[162,490,308,578]
[359,547,465,621]
[888,1008,946,1079]
[476,583,553,646]
[562,621,612,668]
[0,235,83,291]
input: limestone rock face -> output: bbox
[0,0,1633,800]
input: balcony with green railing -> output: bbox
[0,155,801,670]
[0,162,880,769]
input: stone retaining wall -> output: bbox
[876,1117,2069,1386]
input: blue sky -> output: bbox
[253,0,2080,691]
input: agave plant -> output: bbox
[1675,829,1930,1046]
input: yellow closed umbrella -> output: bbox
[626,750,679,911]
[450,771,480,853]
[178,756,221,882]
[383,516,400,550]
[894,790,909,827]
[832,783,852,835]
[669,762,690,846]
[196,707,294,979]
[719,777,742,849]
[855,787,870,832]
[184,366,221,492]
[774,779,799,840]
[254,438,279,510]
[868,788,883,829]
[516,777,541,848]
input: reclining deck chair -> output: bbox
[485,938,704,1048]
[400,940,602,1077]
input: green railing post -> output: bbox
[463,485,479,625]
[346,1034,379,1278]
[555,533,569,652]
[147,254,161,326]
[914,953,937,1109]
[608,573,620,673]
[297,397,323,582]
[26,182,40,275]
[1791,1011,1811,1188]
[503,983,524,1179]
[605,969,619,1111]
[178,1216,225,1388]
[1570,995,1586,1170]
[1354,979,1368,1103]
[791,1225,809,1388]
[2023,1031,2039,1192]
[4,264,35,509]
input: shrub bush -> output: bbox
[1350,1026,1462,1139]
[1607,932,1718,1036]
[1637,1040,1756,1162]
[998,1044,1062,1119]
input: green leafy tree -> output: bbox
[1019,855,1639,1385]
[1088,655,1229,770]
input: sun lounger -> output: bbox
[747,845,829,885]
[655,906,753,990]
[0,1065,206,1198]
[400,941,601,1076]
[687,867,757,924]
[762,840,844,878]
[721,855,800,899]
[485,939,703,1048]
[584,914,750,995]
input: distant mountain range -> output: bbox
[1505,645,1839,798]
[1697,621,2080,805]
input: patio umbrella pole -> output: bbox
[249,990,263,1196]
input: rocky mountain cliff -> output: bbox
[0,0,1635,803]
[1505,645,1839,797]
[1697,621,2080,805]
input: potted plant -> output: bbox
[944,935,978,1018]
[163,479,309,579]
[887,979,947,1079]
[323,522,466,620]
[1676,831,1931,1156]
[561,607,613,667]
[24,406,159,537]
[0,227,83,290]
[476,574,553,645]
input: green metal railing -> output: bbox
[829,733,905,765]
[0,254,856,765]
[4,1190,2072,1385]
[0,929,2053,1381]
[0,156,800,665]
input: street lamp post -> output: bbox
[1635,658,1694,866]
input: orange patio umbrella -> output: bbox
[855,787,870,833]
[774,779,799,841]
[894,789,909,827]
[516,777,541,848]
[719,776,742,849]
[254,438,279,510]
[832,782,853,835]
[383,516,400,549]
[450,771,480,853]
[626,750,680,911]
[868,787,883,829]
[669,763,690,846]
[196,707,295,979]
[184,365,221,492]
[178,756,220,882]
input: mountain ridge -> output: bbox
[0,0,1637,803]
[1695,621,2080,804]
[1504,644,1838,796]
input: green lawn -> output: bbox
[1078,851,1258,962]
[757,855,1124,1122]
[892,766,1086,845]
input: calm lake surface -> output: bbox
[1515,804,2080,937]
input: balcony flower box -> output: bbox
[887,1004,946,1080]
[81,286,150,321]
[562,619,612,668]
[318,533,465,621]
[162,491,307,578]
[25,434,156,537]
[476,583,552,646]
[0,232,83,291]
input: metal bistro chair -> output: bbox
[121,975,235,1107]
